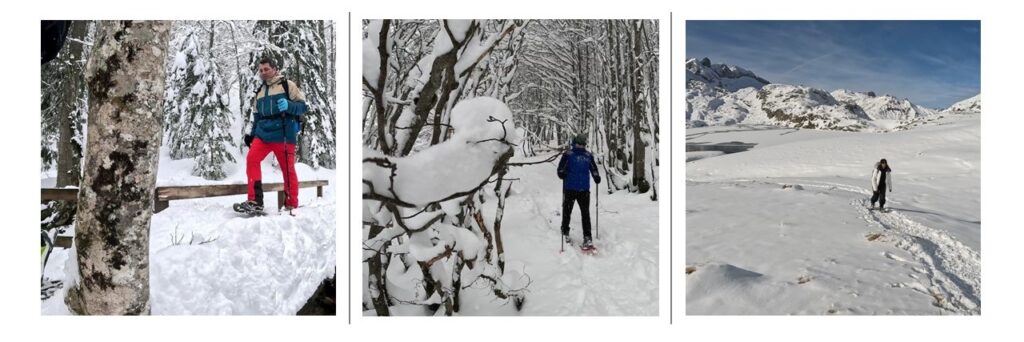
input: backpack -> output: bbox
[254,77,305,134]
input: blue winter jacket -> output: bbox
[557,146,601,191]
[251,75,308,144]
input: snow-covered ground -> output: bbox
[370,158,659,316]
[42,148,336,315]
[686,114,980,315]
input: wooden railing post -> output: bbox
[154,194,169,213]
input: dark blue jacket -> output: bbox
[251,76,308,144]
[558,146,600,191]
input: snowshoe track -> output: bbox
[853,198,980,314]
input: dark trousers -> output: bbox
[561,190,592,239]
[871,190,887,209]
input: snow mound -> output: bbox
[691,263,765,281]
[449,97,521,145]
[686,263,786,314]
[150,199,336,315]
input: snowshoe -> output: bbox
[580,238,598,255]
[233,201,266,216]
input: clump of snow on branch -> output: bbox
[364,97,520,206]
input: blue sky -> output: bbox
[686,21,980,108]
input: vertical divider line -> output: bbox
[347,11,353,325]
[669,10,674,325]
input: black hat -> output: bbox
[572,134,587,146]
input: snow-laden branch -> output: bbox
[508,151,562,167]
[363,97,521,207]
[67,37,93,47]
[455,20,522,78]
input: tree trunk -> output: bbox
[43,21,90,230]
[641,21,659,200]
[400,20,473,156]
[66,20,170,315]
[366,223,391,316]
[226,22,248,154]
[452,257,464,313]
[55,21,89,189]
[373,20,392,155]
[404,50,457,155]
[430,61,460,146]
[492,170,509,273]
[630,20,649,194]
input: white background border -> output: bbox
[1,0,1020,341]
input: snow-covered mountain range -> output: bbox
[945,94,981,113]
[686,57,979,132]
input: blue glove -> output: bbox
[276,98,289,112]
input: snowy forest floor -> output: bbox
[42,149,336,315]
[380,157,659,316]
[685,114,981,315]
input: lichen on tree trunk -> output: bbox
[66,20,170,315]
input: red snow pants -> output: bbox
[246,138,299,208]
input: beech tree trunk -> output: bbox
[66,20,170,315]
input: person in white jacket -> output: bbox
[870,158,893,210]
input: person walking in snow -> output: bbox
[870,158,893,210]
[234,57,309,214]
[558,134,602,248]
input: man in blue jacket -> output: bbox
[557,134,602,248]
[234,57,308,214]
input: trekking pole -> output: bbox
[560,191,564,253]
[279,94,292,214]
[596,181,599,240]
[282,116,289,212]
